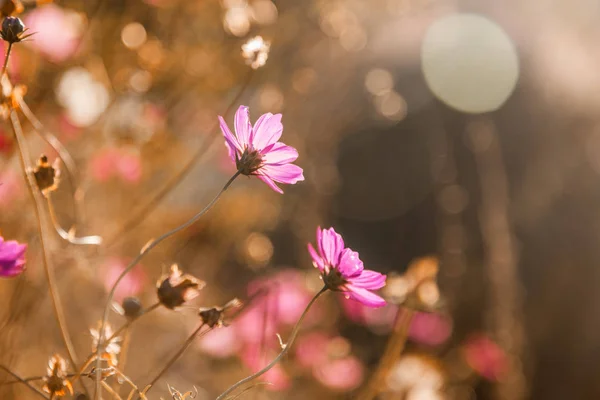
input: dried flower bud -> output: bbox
[32,155,60,196]
[242,36,270,69]
[0,16,30,43]
[90,322,121,367]
[122,296,142,319]
[42,354,73,398]
[198,298,242,328]
[0,1,23,18]
[156,264,205,309]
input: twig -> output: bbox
[9,110,85,395]
[108,302,161,344]
[95,171,242,399]
[17,96,86,226]
[46,193,102,246]
[102,69,254,248]
[0,365,49,399]
[136,323,207,399]
[1,42,12,77]
[216,286,328,400]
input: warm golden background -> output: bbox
[0,0,598,399]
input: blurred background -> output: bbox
[0,0,598,399]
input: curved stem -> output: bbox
[17,96,85,226]
[137,323,207,399]
[9,110,84,395]
[103,69,254,249]
[0,365,49,399]
[216,286,328,400]
[1,42,12,77]
[46,193,102,246]
[108,303,160,343]
[94,171,241,399]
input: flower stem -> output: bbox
[17,96,85,228]
[215,286,328,400]
[0,365,49,399]
[108,302,161,343]
[46,194,102,246]
[1,42,12,77]
[137,323,207,399]
[103,69,255,249]
[357,308,414,400]
[9,110,85,395]
[94,171,241,399]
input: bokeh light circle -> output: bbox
[421,13,519,114]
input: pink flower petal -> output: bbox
[308,243,325,272]
[337,249,364,279]
[262,142,299,165]
[320,228,344,268]
[251,113,283,150]
[257,173,284,194]
[218,115,242,158]
[347,270,386,290]
[234,106,252,148]
[260,163,304,184]
[344,284,386,308]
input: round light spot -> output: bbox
[121,22,147,50]
[365,68,394,96]
[421,13,519,114]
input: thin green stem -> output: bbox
[137,323,207,399]
[216,286,328,400]
[0,365,49,399]
[9,110,85,395]
[94,171,242,399]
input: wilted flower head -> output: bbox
[219,105,304,193]
[308,227,387,307]
[42,354,73,397]
[32,154,60,196]
[198,298,242,328]
[90,322,121,366]
[0,16,31,43]
[0,235,26,277]
[242,36,270,69]
[157,264,205,309]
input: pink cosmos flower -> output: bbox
[218,105,304,193]
[308,227,387,308]
[0,236,27,277]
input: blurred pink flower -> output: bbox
[198,326,241,358]
[218,105,304,193]
[234,297,278,345]
[102,257,146,302]
[408,312,452,346]
[90,148,142,183]
[463,334,508,381]
[25,5,81,63]
[0,236,26,277]
[314,356,364,391]
[0,170,23,208]
[295,331,330,369]
[308,227,387,307]
[241,347,291,390]
[340,299,398,331]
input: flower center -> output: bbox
[236,148,263,175]
[323,268,347,291]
